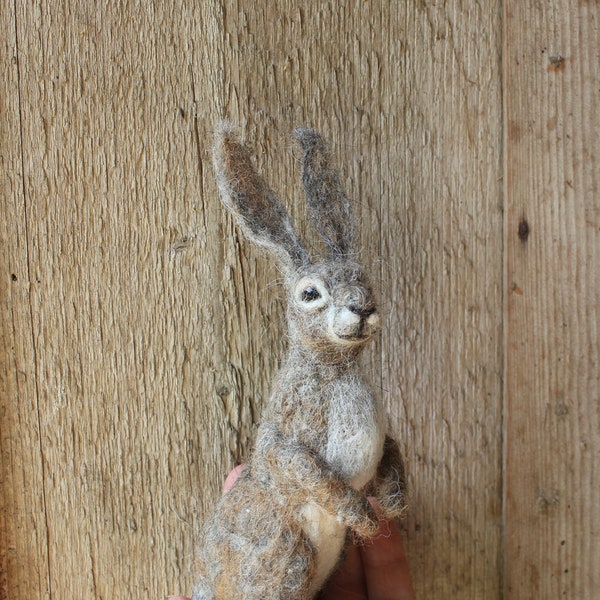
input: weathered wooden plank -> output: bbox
[10,1,226,597]
[504,1,600,597]
[379,3,504,598]
[0,3,50,599]
[11,1,591,598]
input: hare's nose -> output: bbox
[348,305,376,319]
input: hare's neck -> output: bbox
[286,345,358,377]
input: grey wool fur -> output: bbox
[192,123,406,600]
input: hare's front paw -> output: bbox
[377,471,407,520]
[343,495,380,538]
[373,436,407,520]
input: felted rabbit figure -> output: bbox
[193,123,406,600]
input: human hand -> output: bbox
[169,465,414,600]
[320,497,415,599]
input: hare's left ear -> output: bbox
[294,128,354,259]
[213,123,309,273]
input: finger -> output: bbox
[321,539,367,599]
[360,499,415,600]
[222,464,247,494]
[167,596,190,600]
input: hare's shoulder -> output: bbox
[263,363,333,447]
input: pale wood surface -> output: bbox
[0,3,50,598]
[504,1,600,598]
[0,2,597,599]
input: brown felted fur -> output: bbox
[192,124,406,600]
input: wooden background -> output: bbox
[1,1,598,598]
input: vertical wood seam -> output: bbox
[190,66,207,232]
[501,1,509,597]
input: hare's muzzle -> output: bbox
[331,305,380,343]
[348,305,376,319]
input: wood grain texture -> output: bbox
[4,2,227,597]
[381,4,504,597]
[0,3,50,598]
[504,2,600,598]
[0,1,597,599]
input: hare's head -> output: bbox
[213,124,379,362]
[287,261,379,360]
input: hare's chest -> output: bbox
[324,377,385,489]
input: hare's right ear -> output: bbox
[213,123,309,273]
[294,128,354,259]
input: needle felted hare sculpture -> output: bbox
[193,124,406,600]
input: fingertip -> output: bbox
[360,499,415,599]
[222,464,247,494]
[321,541,367,599]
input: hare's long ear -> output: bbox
[213,123,309,272]
[294,128,354,259]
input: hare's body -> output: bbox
[197,354,385,599]
[265,349,385,491]
[193,125,405,600]
[265,350,386,594]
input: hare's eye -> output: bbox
[301,286,321,302]
[294,277,329,310]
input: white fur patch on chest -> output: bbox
[325,375,385,489]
